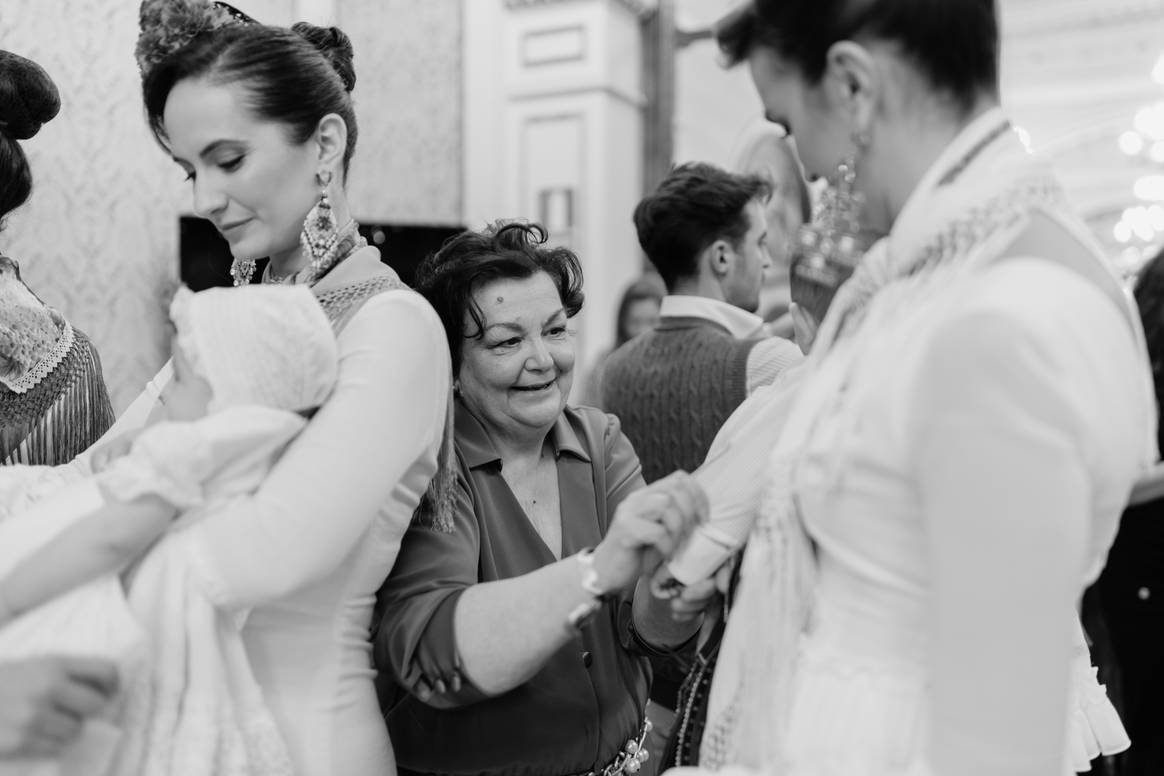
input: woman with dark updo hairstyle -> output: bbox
[97,2,455,774]
[0,50,115,466]
[0,48,122,768]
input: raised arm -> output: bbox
[181,292,450,610]
[0,495,175,624]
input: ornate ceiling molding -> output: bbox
[1001,0,1164,38]
[504,0,658,19]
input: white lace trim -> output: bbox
[2,319,74,394]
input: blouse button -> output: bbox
[1139,586,1151,601]
[582,651,593,667]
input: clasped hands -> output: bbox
[590,471,720,622]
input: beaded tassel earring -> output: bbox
[300,169,339,281]
[791,132,869,293]
[230,257,257,286]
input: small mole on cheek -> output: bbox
[496,296,504,304]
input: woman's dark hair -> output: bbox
[716,0,998,114]
[142,23,358,175]
[0,51,60,228]
[1135,247,1164,456]
[615,274,665,346]
[415,222,585,374]
[633,161,770,292]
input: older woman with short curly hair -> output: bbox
[374,221,709,776]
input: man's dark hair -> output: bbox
[633,162,770,292]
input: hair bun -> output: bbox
[0,51,61,140]
[292,22,355,92]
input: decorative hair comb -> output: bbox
[135,0,256,78]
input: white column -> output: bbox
[465,0,653,378]
[295,0,337,26]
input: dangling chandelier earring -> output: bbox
[299,168,366,285]
[791,131,869,293]
[230,257,257,287]
[301,169,338,277]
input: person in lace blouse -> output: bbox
[0,50,114,467]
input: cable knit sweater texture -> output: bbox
[601,317,759,485]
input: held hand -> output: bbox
[89,431,141,473]
[0,657,119,758]
[591,471,708,593]
[668,577,720,624]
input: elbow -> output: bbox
[378,592,490,708]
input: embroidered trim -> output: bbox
[2,320,74,395]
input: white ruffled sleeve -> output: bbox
[179,292,450,610]
[907,310,1088,776]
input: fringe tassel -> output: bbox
[413,385,456,533]
[2,329,114,467]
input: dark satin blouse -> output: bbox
[374,402,651,776]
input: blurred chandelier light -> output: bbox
[1113,51,1164,265]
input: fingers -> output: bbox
[649,565,684,599]
[58,657,119,699]
[414,669,462,703]
[0,658,113,759]
[50,677,112,721]
[26,708,82,754]
[414,676,434,702]
[637,472,707,538]
[667,578,719,623]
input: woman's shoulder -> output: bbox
[562,404,638,465]
[563,403,622,441]
[339,285,446,343]
[947,257,1133,353]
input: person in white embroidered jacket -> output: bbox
[648,2,1157,775]
[0,284,338,776]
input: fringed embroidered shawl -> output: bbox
[1,325,115,466]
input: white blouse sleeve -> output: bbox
[183,292,450,610]
[907,310,1087,776]
[669,364,806,585]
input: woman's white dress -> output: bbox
[78,249,450,776]
[696,109,1157,776]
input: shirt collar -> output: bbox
[454,400,591,469]
[659,295,765,340]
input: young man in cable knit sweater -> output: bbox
[603,162,803,483]
[600,161,804,769]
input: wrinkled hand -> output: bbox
[0,657,119,758]
[591,471,708,594]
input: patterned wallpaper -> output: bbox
[0,0,466,412]
[1,0,182,413]
[339,0,463,226]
